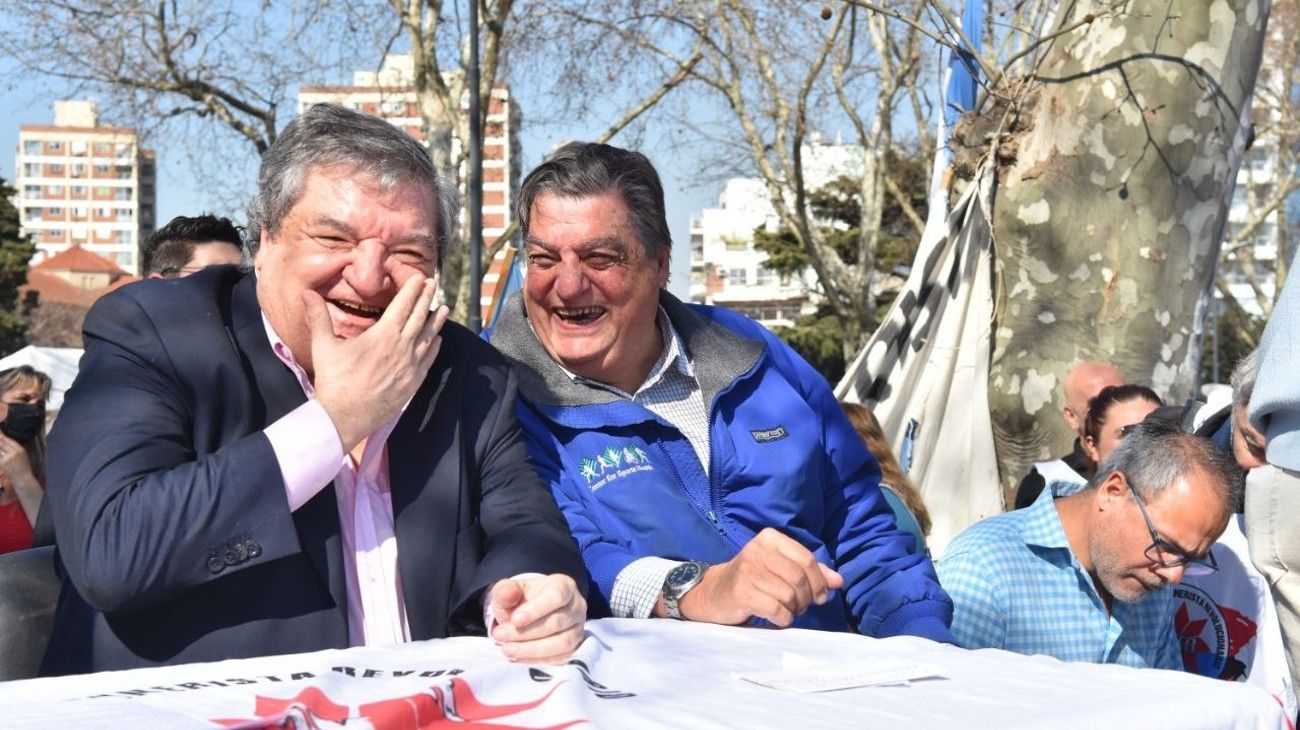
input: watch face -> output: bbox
[667,562,702,588]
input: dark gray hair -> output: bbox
[246,103,458,265]
[517,142,671,257]
[1229,346,1259,411]
[1086,421,1244,509]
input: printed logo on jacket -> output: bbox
[578,443,654,492]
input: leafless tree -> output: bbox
[929,0,1272,501]
[389,0,702,316]
[558,0,938,360]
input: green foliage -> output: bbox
[773,305,848,385]
[1201,297,1264,385]
[0,177,35,355]
[755,147,929,384]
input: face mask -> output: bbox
[1,402,44,442]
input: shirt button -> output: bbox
[246,540,262,559]
[207,556,225,574]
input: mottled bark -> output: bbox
[985,0,1270,503]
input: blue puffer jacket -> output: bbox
[490,291,954,641]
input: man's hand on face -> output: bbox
[305,267,450,451]
[489,574,587,665]
[670,528,844,627]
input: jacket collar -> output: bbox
[490,289,765,412]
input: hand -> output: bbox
[306,268,449,450]
[674,528,844,627]
[489,574,586,664]
[0,433,35,485]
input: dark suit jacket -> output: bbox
[40,267,583,675]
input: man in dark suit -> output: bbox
[41,103,586,676]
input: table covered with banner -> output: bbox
[0,619,1287,729]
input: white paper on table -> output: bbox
[736,660,947,693]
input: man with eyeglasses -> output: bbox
[938,422,1244,668]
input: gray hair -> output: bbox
[246,103,459,266]
[1229,346,1260,411]
[1086,421,1244,509]
[517,142,671,257]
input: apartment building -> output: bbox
[689,134,865,328]
[13,100,156,274]
[298,54,521,312]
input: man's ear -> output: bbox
[1083,434,1101,463]
[1094,471,1127,510]
[254,229,271,272]
[654,248,670,288]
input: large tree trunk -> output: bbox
[984,0,1270,503]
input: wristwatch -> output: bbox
[662,560,709,620]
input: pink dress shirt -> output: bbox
[260,315,411,646]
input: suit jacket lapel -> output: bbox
[390,351,461,639]
[228,273,349,617]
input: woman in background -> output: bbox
[840,402,932,555]
[1082,384,1164,466]
[0,366,51,554]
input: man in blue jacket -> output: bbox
[491,142,954,641]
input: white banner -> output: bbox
[0,619,1285,729]
[836,167,1002,555]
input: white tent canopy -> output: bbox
[0,346,83,412]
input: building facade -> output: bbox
[298,54,521,312]
[13,100,156,274]
[689,134,865,328]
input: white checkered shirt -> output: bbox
[557,308,711,619]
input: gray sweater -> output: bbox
[1249,251,1300,471]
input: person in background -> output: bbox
[840,402,931,554]
[1014,361,1125,508]
[0,366,51,555]
[140,214,244,278]
[939,422,1243,669]
[1079,384,1164,471]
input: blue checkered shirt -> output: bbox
[936,488,1179,669]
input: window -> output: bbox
[23,140,40,155]
[115,167,133,179]
[94,163,110,174]
[96,186,112,197]
[755,266,777,287]
[115,230,132,244]
[114,187,132,201]
[94,142,112,154]
[47,141,62,151]
[726,268,747,285]
[71,185,87,196]
[49,163,63,174]
[46,184,63,195]
[23,207,40,220]
[71,164,85,177]
[97,207,112,217]
[22,163,40,177]
[115,252,133,267]
[117,207,134,220]
[46,207,63,217]
[24,185,40,198]
[724,237,748,251]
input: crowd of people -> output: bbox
[2,102,1298,720]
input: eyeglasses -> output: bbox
[1123,472,1217,576]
